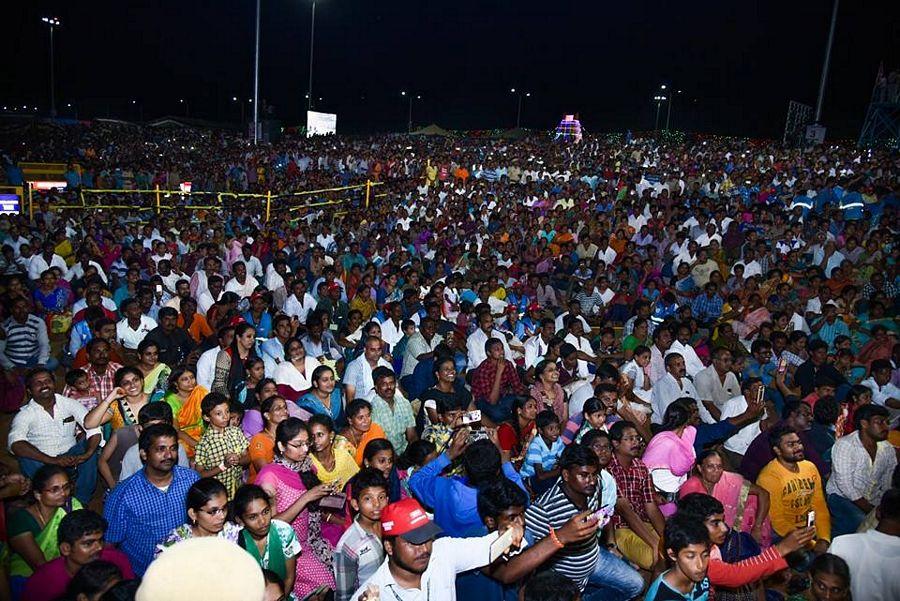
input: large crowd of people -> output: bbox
[0,118,898,601]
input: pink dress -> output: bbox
[642,427,697,516]
[680,471,772,546]
[256,463,336,598]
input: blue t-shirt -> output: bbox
[644,572,710,601]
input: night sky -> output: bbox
[3,1,898,138]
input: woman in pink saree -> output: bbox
[679,448,772,546]
[256,417,337,599]
[731,293,770,341]
[641,399,697,517]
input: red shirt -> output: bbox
[470,359,525,402]
[21,547,135,601]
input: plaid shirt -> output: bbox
[367,392,416,454]
[194,426,249,499]
[333,519,385,601]
[65,362,122,410]
[691,293,723,322]
[608,453,655,529]
[470,358,525,402]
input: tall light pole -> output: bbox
[41,17,61,117]
[653,94,667,130]
[253,0,261,143]
[815,0,839,123]
[666,89,682,131]
[510,88,530,128]
[179,98,190,117]
[401,91,420,133]
[307,1,317,112]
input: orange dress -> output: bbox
[248,432,276,482]
[344,423,387,466]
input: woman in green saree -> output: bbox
[136,339,170,402]
[7,466,81,597]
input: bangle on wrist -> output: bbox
[218,462,227,472]
[549,527,564,549]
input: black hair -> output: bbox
[371,365,396,386]
[695,448,723,467]
[609,420,637,442]
[664,513,710,554]
[309,413,336,434]
[767,423,797,451]
[166,365,196,393]
[813,396,840,425]
[349,468,389,501]
[32,465,69,502]
[581,428,611,448]
[808,553,851,590]
[808,339,829,354]
[65,368,88,387]
[259,395,285,427]
[138,423,179,453]
[676,492,725,521]
[232,484,272,520]
[201,391,231,416]
[855,403,889,431]
[100,579,141,601]
[477,477,529,522]
[462,439,502,488]
[311,364,336,387]
[522,569,581,601]
[781,398,804,420]
[558,442,599,471]
[186,477,228,514]
[880,488,900,522]
[113,366,144,387]
[274,418,320,491]
[633,344,651,357]
[535,409,560,430]
[740,376,763,393]
[594,362,619,382]
[58,509,108,547]
[397,439,437,470]
[582,397,606,417]
[137,400,174,425]
[660,398,694,432]
[533,359,556,380]
[346,398,372,418]
[85,337,110,355]
[65,560,122,598]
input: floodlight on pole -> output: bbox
[41,17,61,117]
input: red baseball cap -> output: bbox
[380,499,443,544]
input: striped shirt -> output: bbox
[524,479,599,589]
[1,315,49,368]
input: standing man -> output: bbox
[826,405,897,537]
[103,423,200,575]
[8,368,101,504]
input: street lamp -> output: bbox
[179,98,189,117]
[307,1,318,112]
[653,95,667,130]
[41,17,61,117]
[402,91,421,133]
[233,96,245,124]
[665,89,682,131]
[510,88,530,128]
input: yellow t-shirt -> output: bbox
[757,459,831,541]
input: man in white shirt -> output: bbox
[693,347,741,420]
[668,325,706,377]
[862,359,900,427]
[197,275,224,316]
[27,242,68,280]
[554,300,591,334]
[401,318,443,378]
[8,368,102,504]
[344,336,393,401]
[720,378,771,466]
[562,317,597,380]
[595,235,617,266]
[826,404,897,537]
[466,311,513,371]
[651,353,711,424]
[353,498,506,601]
[240,245,264,281]
[523,318,555,370]
[224,261,259,299]
[284,279,318,324]
[649,327,673,384]
[116,298,157,350]
[829,489,900,601]
[196,326,234,390]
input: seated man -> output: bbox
[470,338,526,424]
[830,488,900,601]
[740,399,826,482]
[409,433,526,538]
[826,404,896,537]
[756,424,830,561]
[21,509,135,601]
[608,420,666,573]
[8,368,101,504]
